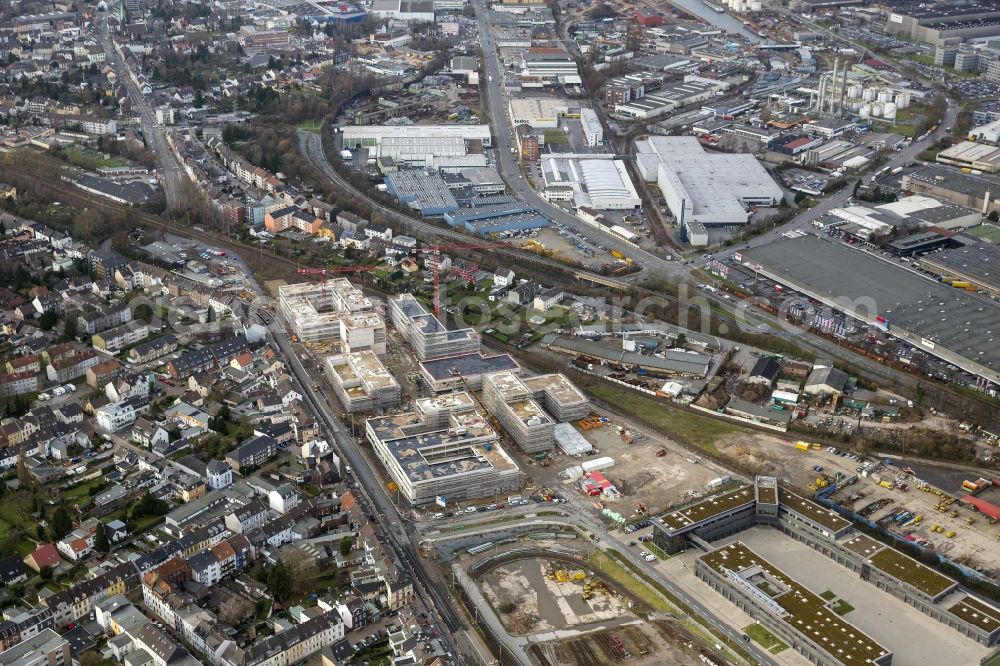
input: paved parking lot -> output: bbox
[723,527,989,666]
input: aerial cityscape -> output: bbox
[4,0,1000,664]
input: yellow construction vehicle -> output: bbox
[946,530,956,538]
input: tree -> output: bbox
[132,492,169,519]
[339,536,353,557]
[38,310,58,330]
[852,179,862,197]
[94,523,110,553]
[60,314,78,342]
[989,210,999,223]
[794,191,807,205]
[267,560,293,602]
[50,506,72,540]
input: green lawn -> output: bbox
[744,623,789,654]
[831,598,855,615]
[62,478,108,506]
[543,130,569,145]
[589,551,673,614]
[819,589,836,601]
[585,383,741,453]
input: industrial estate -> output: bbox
[6,0,1000,665]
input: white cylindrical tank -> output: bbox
[870,102,883,117]
[847,85,863,99]
[894,92,911,108]
[863,88,877,102]
[883,102,897,120]
[877,90,893,103]
[850,101,862,113]
[859,103,871,118]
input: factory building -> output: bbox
[482,371,589,453]
[580,108,603,147]
[340,124,492,151]
[520,47,581,87]
[277,280,386,352]
[508,97,572,129]
[389,293,480,360]
[884,3,1000,45]
[540,156,641,210]
[324,351,401,413]
[443,201,548,235]
[936,142,1000,174]
[635,136,782,227]
[613,78,725,120]
[901,165,1000,216]
[384,171,460,217]
[365,400,524,507]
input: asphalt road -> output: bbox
[98,7,187,210]
[256,310,481,659]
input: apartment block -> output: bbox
[278,280,386,351]
[324,351,401,413]
[388,293,479,360]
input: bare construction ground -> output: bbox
[530,420,720,514]
[531,621,707,666]
[479,559,635,636]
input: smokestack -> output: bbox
[984,191,991,216]
[839,60,849,116]
[817,77,826,113]
[820,58,840,113]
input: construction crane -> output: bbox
[419,241,507,319]
[294,265,378,311]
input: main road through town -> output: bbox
[97,4,188,210]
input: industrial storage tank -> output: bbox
[877,90,893,103]
[850,101,862,112]
[859,103,871,118]
[847,85,863,99]
[870,102,883,117]
[883,102,897,120]
[894,92,911,108]
[863,88,878,102]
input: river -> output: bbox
[665,0,761,43]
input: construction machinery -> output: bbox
[655,448,668,457]
[548,569,587,583]
[580,416,604,430]
[634,501,649,515]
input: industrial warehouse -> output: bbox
[742,234,1000,384]
[652,477,1000,666]
[540,156,641,210]
[635,136,783,230]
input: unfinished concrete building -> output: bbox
[388,293,479,360]
[365,401,524,507]
[482,371,591,453]
[324,351,400,413]
[278,279,386,352]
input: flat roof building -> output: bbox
[697,543,893,666]
[482,371,589,453]
[508,97,572,129]
[385,170,460,217]
[366,403,524,506]
[613,78,724,120]
[937,141,1000,174]
[341,124,492,149]
[901,165,1000,216]
[277,280,386,352]
[742,234,1000,384]
[389,293,479,360]
[419,351,521,392]
[635,136,782,227]
[324,351,401,413]
[918,243,1000,298]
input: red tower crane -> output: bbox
[419,241,507,319]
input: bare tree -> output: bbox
[217,595,254,626]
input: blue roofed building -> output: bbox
[384,170,459,217]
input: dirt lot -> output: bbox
[532,621,707,666]
[715,432,1000,579]
[479,559,635,635]
[525,419,720,514]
